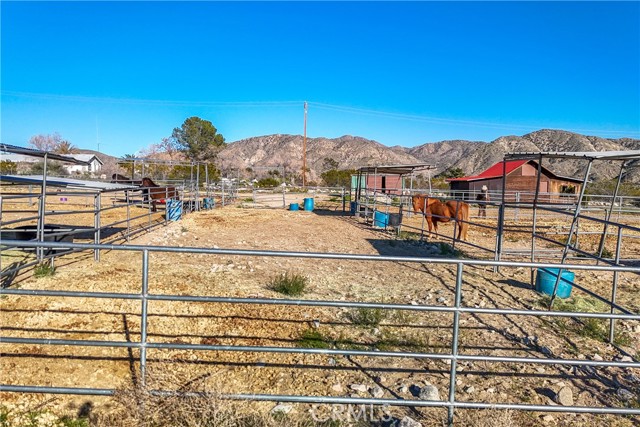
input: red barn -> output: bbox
[447,160,583,201]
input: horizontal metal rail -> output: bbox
[2,239,639,272]
[1,388,639,415]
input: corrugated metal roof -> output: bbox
[0,175,139,192]
[0,143,90,165]
[505,150,640,161]
[357,163,436,175]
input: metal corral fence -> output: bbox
[0,179,233,286]
[1,239,639,426]
[242,186,348,211]
[352,189,640,263]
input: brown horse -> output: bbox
[411,194,469,240]
[141,177,178,212]
[111,173,142,185]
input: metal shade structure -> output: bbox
[356,163,437,175]
[495,149,640,333]
[504,150,640,162]
[1,143,90,165]
[0,175,139,192]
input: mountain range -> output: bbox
[216,129,640,183]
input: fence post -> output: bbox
[447,262,464,427]
[94,194,101,261]
[282,183,286,209]
[126,190,131,242]
[608,227,623,343]
[140,249,149,386]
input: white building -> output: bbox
[63,154,103,175]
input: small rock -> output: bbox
[327,358,337,366]
[464,385,475,394]
[617,355,633,363]
[398,384,409,393]
[350,384,368,393]
[624,374,640,384]
[486,387,496,393]
[370,386,384,398]
[617,388,635,401]
[437,297,447,303]
[592,354,603,361]
[541,414,555,423]
[556,386,574,406]
[418,384,440,401]
[331,383,343,393]
[374,375,387,384]
[399,416,422,427]
[270,403,293,414]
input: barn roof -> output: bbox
[446,160,584,184]
[446,160,528,182]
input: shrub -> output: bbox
[34,262,55,278]
[297,329,331,349]
[268,272,308,296]
[348,307,386,327]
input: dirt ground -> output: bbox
[1,204,639,426]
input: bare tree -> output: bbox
[28,133,66,152]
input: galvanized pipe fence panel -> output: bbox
[1,239,639,424]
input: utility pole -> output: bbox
[96,117,100,153]
[302,101,307,187]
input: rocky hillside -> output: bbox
[217,134,421,182]
[218,129,639,183]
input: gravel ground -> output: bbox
[1,205,639,426]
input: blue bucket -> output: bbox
[303,197,314,211]
[289,203,299,211]
[373,210,389,228]
[166,199,182,221]
[202,197,214,209]
[535,268,574,299]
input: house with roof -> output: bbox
[63,154,103,175]
[446,160,583,201]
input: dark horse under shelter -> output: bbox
[141,177,179,212]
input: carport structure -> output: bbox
[495,150,640,328]
[352,163,436,225]
[0,144,148,283]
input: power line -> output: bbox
[3,90,636,137]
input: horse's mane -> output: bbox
[142,177,159,187]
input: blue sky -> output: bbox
[2,1,639,157]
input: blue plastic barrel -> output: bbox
[289,203,299,211]
[535,268,574,299]
[303,197,314,211]
[350,201,358,215]
[373,210,389,228]
[166,199,182,221]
